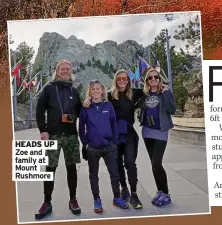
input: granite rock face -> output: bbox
[32,32,148,101]
[33,32,144,76]
[30,32,204,119]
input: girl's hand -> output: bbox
[83,97,91,108]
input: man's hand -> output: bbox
[40,132,49,140]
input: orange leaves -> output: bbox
[111,0,222,59]
[0,58,11,95]
[208,44,222,60]
[0,0,221,60]
[68,0,122,17]
[182,0,222,58]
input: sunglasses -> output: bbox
[88,80,104,87]
[116,77,128,82]
[147,75,160,81]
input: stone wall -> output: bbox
[169,127,205,146]
[14,120,38,131]
[172,116,205,128]
[14,118,206,146]
[170,116,205,146]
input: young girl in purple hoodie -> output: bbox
[79,80,129,213]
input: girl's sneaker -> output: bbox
[113,197,129,209]
[94,198,103,213]
[120,187,130,201]
[151,191,162,205]
[154,192,172,207]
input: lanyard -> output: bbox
[55,85,74,114]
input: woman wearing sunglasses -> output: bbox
[83,69,144,209]
[137,68,176,207]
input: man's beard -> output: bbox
[59,75,70,82]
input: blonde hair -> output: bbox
[52,60,75,82]
[110,69,133,100]
[143,68,162,95]
[86,81,108,101]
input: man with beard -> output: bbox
[35,60,82,219]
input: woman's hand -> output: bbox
[160,83,169,93]
[83,97,91,108]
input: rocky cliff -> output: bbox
[33,32,145,76]
[32,32,149,100]
[30,32,204,119]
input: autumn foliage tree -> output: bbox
[1,0,222,59]
[1,0,222,93]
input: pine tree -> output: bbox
[87,59,91,66]
[104,60,109,74]
[131,64,136,73]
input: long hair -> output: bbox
[143,68,162,96]
[110,69,133,100]
[52,60,75,82]
[86,81,108,101]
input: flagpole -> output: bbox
[13,51,17,121]
[137,59,141,89]
[29,66,33,126]
[40,72,43,89]
[148,46,151,65]
[165,29,173,92]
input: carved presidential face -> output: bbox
[95,44,105,54]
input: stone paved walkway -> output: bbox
[14,123,210,223]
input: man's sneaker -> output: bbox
[113,197,129,209]
[120,187,130,201]
[154,192,172,207]
[69,199,81,214]
[35,202,52,219]
[151,191,162,205]
[130,193,143,209]
[94,198,103,213]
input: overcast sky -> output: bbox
[7,11,201,62]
